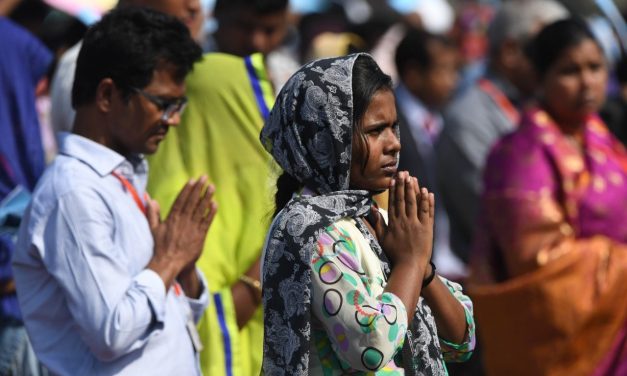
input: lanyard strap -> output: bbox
[478,79,520,126]
[111,171,148,216]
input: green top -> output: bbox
[147,52,275,376]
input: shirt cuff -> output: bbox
[135,269,167,325]
[187,267,209,323]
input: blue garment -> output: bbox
[0,17,52,320]
[12,133,209,376]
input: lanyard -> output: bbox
[111,171,148,216]
[478,79,520,126]
[111,171,202,351]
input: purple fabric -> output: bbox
[0,17,52,320]
[477,106,627,374]
[484,107,627,244]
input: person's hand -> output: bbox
[369,171,434,267]
[146,176,218,288]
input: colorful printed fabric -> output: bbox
[309,218,475,375]
[470,107,627,375]
[147,53,274,376]
[261,53,476,375]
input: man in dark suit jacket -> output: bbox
[394,27,466,279]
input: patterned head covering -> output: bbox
[260,53,444,375]
[260,54,358,194]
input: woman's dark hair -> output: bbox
[273,172,302,218]
[526,18,601,79]
[273,55,392,217]
[72,6,202,108]
[351,55,393,173]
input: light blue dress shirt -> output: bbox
[12,133,209,376]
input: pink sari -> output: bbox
[469,107,627,376]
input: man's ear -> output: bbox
[95,78,116,113]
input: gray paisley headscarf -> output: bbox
[260,53,445,375]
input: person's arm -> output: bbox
[368,172,435,321]
[41,188,170,361]
[179,267,210,323]
[145,176,217,291]
[422,275,475,361]
[231,256,262,328]
[309,222,409,372]
[41,177,215,361]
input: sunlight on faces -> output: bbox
[109,65,186,156]
[349,89,400,193]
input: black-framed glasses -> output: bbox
[130,87,188,122]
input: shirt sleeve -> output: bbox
[186,267,210,323]
[437,276,476,362]
[309,223,407,372]
[34,187,168,362]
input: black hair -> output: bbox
[526,18,601,79]
[395,28,454,76]
[351,54,393,173]
[615,53,627,84]
[214,0,288,16]
[72,6,202,108]
[272,55,392,217]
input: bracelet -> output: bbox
[422,261,437,288]
[239,275,262,300]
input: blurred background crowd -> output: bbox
[2,0,627,375]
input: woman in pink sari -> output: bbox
[469,18,627,376]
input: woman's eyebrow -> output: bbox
[364,120,397,129]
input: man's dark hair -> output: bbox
[395,28,454,77]
[214,0,288,16]
[72,6,202,108]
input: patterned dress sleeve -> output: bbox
[309,221,408,372]
[437,276,476,362]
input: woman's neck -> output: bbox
[541,104,587,138]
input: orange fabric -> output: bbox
[469,109,627,375]
[470,238,627,376]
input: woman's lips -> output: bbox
[382,161,398,174]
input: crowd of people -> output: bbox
[1,0,627,375]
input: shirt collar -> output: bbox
[57,132,139,177]
[395,83,442,135]
[396,84,431,122]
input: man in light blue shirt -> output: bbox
[12,7,216,375]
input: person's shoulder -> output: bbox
[443,84,495,131]
[30,155,103,212]
[483,126,549,189]
[0,18,32,45]
[446,84,489,115]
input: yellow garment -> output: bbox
[147,53,275,376]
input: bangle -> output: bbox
[422,261,437,288]
[239,275,262,300]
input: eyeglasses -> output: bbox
[130,87,188,122]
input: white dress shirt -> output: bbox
[13,133,208,376]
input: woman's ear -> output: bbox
[95,78,116,113]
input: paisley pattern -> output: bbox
[260,54,469,375]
